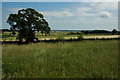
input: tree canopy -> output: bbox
[7,8,51,42]
[111,29,118,35]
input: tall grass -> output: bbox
[2,40,118,78]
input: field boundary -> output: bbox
[1,36,120,44]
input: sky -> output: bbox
[2,2,118,31]
[1,0,119,2]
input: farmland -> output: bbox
[1,31,119,41]
[1,30,119,78]
[1,2,119,79]
[2,40,118,78]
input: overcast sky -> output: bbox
[2,2,118,30]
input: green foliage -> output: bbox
[2,40,118,78]
[77,34,83,41]
[7,8,51,42]
[111,29,118,35]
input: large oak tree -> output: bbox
[7,8,51,42]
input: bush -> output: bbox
[77,34,83,41]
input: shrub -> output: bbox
[77,34,83,41]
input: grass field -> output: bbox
[1,31,115,41]
[2,40,118,78]
[1,31,79,40]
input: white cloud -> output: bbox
[76,7,112,18]
[90,2,118,11]
[44,17,57,23]
[41,6,112,20]
[98,11,111,18]
[89,0,119,2]
[41,11,74,17]
[77,7,92,11]
[76,7,94,17]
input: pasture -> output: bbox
[2,40,118,78]
[1,2,119,79]
[1,31,118,41]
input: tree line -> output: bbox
[66,29,119,35]
[81,29,119,35]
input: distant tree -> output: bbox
[84,31,89,35]
[118,31,120,35]
[111,29,118,35]
[7,8,51,43]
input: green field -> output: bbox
[1,31,77,40]
[1,31,113,41]
[2,40,118,78]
